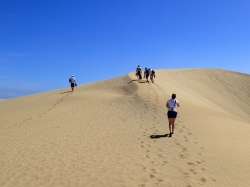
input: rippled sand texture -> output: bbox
[1,69,250,187]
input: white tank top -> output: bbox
[167,99,178,111]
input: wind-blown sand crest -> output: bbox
[1,69,250,187]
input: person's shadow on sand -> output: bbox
[128,80,147,84]
[128,80,138,84]
[60,91,72,94]
[150,134,171,139]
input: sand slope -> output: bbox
[1,69,250,187]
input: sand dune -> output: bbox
[1,68,250,187]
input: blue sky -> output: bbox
[1,0,250,99]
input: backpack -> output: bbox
[69,78,71,83]
[152,70,155,74]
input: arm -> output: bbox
[166,102,169,108]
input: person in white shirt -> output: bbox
[166,93,180,136]
[69,75,77,92]
[149,68,155,83]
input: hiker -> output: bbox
[166,93,180,136]
[149,68,156,83]
[69,75,77,92]
[135,65,142,82]
[144,67,150,83]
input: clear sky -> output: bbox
[1,0,250,99]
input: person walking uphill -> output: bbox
[144,67,150,83]
[149,68,156,83]
[135,65,142,82]
[166,93,180,136]
[69,75,77,92]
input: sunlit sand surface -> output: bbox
[1,69,250,187]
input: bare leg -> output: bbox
[168,119,172,133]
[170,118,176,133]
[150,76,154,83]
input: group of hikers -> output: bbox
[135,65,156,83]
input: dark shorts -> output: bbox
[167,111,177,118]
[71,83,75,87]
[146,74,149,78]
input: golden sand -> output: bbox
[1,69,250,187]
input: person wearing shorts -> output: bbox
[69,75,76,92]
[166,93,180,136]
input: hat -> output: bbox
[71,75,74,77]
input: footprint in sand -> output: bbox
[151,169,156,174]
[182,148,187,152]
[179,154,187,159]
[201,178,206,182]
[189,169,197,174]
[150,174,155,178]
[157,178,164,182]
[187,162,195,166]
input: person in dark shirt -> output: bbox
[144,67,150,83]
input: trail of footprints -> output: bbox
[136,82,215,186]
[139,83,171,185]
[0,92,72,131]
